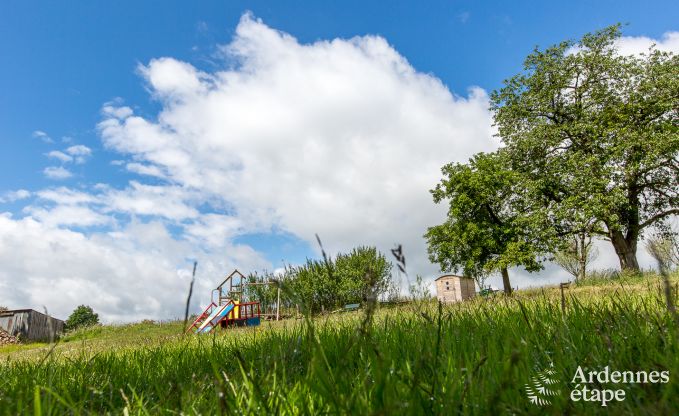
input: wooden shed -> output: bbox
[435,275,476,303]
[0,309,64,341]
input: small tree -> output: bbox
[646,235,679,273]
[409,275,432,301]
[66,305,99,330]
[554,232,599,283]
[287,246,393,314]
[335,246,392,305]
[425,151,551,294]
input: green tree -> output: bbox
[553,232,599,283]
[491,25,679,271]
[335,246,392,305]
[425,151,549,294]
[286,246,393,314]
[66,305,99,330]
[287,259,336,314]
[646,234,679,272]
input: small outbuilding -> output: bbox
[435,275,476,303]
[0,309,64,341]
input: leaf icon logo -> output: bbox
[525,366,560,406]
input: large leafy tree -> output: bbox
[425,151,549,294]
[492,25,678,271]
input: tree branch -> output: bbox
[640,209,679,230]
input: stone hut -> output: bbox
[435,275,476,303]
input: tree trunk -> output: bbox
[577,234,586,283]
[610,230,640,271]
[501,267,512,295]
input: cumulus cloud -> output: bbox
[0,214,269,322]
[32,130,53,143]
[65,144,92,164]
[100,181,201,221]
[36,187,98,205]
[5,15,671,320]
[46,150,74,163]
[23,205,112,228]
[568,30,679,57]
[615,31,679,56]
[43,166,73,180]
[45,145,92,165]
[98,14,497,284]
[126,162,167,178]
[0,189,31,203]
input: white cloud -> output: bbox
[0,189,31,203]
[43,166,73,180]
[101,181,200,221]
[46,146,93,164]
[6,15,671,321]
[615,31,679,56]
[23,205,112,228]
[36,187,98,205]
[567,30,679,57]
[126,162,166,178]
[65,144,92,164]
[98,14,498,282]
[103,105,134,119]
[46,150,74,163]
[184,213,250,248]
[32,130,53,143]
[34,183,202,223]
[0,214,269,322]
[66,144,92,156]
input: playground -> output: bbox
[186,270,281,334]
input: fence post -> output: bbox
[560,282,570,313]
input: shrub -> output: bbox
[66,305,99,330]
[286,246,393,314]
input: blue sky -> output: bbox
[0,1,677,321]
[3,0,677,191]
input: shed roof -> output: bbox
[0,309,64,322]
[1,309,33,314]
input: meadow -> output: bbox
[1,272,678,415]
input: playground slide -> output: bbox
[186,302,217,333]
[197,302,235,333]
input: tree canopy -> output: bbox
[425,151,550,294]
[491,25,678,271]
[427,25,677,286]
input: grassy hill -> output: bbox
[1,272,678,414]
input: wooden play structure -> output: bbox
[186,269,280,334]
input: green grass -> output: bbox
[1,273,678,415]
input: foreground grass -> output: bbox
[1,275,678,414]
